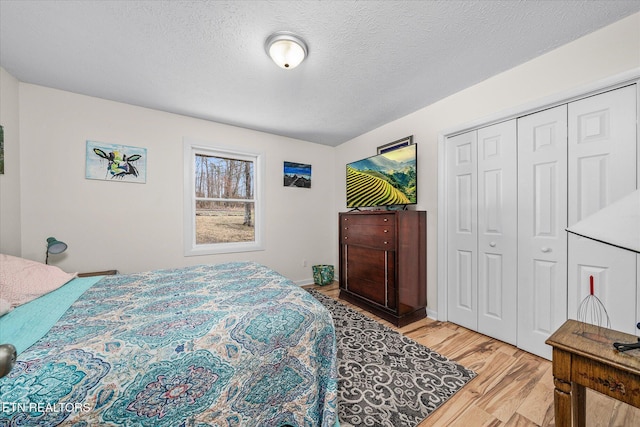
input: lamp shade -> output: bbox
[566,189,640,253]
[265,32,307,69]
[46,237,68,254]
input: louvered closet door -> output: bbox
[567,85,638,335]
[477,121,518,345]
[446,130,478,330]
[517,105,568,360]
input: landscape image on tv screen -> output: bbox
[346,144,417,208]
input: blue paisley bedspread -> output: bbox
[0,262,338,426]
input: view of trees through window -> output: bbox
[195,153,255,244]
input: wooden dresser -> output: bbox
[338,210,426,326]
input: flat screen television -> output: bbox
[346,143,417,209]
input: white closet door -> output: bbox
[568,85,638,335]
[477,121,518,345]
[446,130,478,330]
[517,105,568,360]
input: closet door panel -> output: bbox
[446,131,478,330]
[477,120,517,345]
[517,105,568,360]
[569,86,636,222]
[568,85,638,335]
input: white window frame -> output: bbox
[183,139,265,256]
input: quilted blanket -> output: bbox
[0,262,338,426]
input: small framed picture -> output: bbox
[283,161,311,188]
[377,135,413,154]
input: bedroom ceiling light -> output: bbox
[265,32,307,69]
[46,237,68,264]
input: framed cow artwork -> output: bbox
[85,140,147,183]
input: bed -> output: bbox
[0,259,338,426]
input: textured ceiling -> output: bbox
[1,1,639,146]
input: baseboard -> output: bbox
[294,278,314,286]
[426,307,438,320]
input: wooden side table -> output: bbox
[77,270,118,277]
[546,320,640,427]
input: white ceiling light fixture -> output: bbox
[265,31,308,69]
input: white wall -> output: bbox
[333,12,640,316]
[17,84,336,282]
[5,12,640,298]
[0,67,21,256]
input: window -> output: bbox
[184,141,264,255]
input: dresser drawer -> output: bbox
[342,224,395,249]
[341,213,395,226]
[343,245,396,310]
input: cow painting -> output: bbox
[93,148,141,179]
[85,140,147,183]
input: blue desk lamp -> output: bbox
[45,237,67,264]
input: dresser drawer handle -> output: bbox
[344,237,348,240]
[384,241,388,245]
[384,229,388,233]
[383,218,388,222]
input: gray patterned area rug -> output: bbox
[307,290,476,427]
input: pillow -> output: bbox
[0,254,77,309]
[0,298,11,316]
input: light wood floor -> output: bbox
[306,282,640,427]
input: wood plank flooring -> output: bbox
[306,282,640,427]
